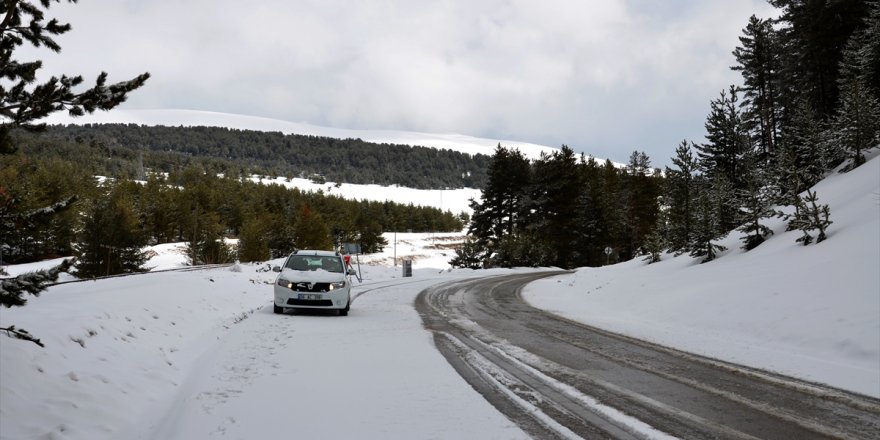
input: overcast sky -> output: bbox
[24,0,778,165]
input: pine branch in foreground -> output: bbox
[0,258,73,347]
[0,325,44,347]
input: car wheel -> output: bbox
[339,300,350,317]
[273,304,283,314]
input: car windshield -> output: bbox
[285,255,343,273]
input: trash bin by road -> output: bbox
[402,259,412,277]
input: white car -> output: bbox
[273,250,355,316]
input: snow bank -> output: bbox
[524,153,880,397]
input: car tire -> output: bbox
[340,300,350,317]
[273,304,283,314]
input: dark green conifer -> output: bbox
[689,179,728,263]
[450,237,485,269]
[664,140,699,254]
[791,189,832,245]
[74,183,148,277]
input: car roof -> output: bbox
[293,250,339,257]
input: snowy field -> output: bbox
[525,152,880,398]
[248,175,480,215]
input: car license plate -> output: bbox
[298,294,321,300]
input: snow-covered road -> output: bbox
[133,276,527,440]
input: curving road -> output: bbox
[416,272,880,440]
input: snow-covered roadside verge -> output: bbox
[524,153,880,398]
[0,264,276,439]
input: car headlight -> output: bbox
[328,281,346,291]
[277,278,292,289]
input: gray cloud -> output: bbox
[21,0,777,166]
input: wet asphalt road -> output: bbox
[416,272,880,440]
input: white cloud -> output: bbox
[15,0,778,165]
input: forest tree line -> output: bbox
[31,123,491,189]
[456,0,878,269]
[1,154,464,276]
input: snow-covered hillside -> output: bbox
[524,152,880,398]
[41,109,561,161]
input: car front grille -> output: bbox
[291,282,331,292]
[287,299,334,307]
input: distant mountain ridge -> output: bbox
[41,109,562,160]
[35,123,491,190]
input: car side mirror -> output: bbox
[347,268,357,276]
[272,266,282,273]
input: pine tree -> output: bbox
[73,183,148,277]
[791,189,832,245]
[467,145,531,258]
[832,23,880,170]
[450,236,485,269]
[733,15,782,157]
[353,207,388,254]
[736,155,776,250]
[620,151,660,260]
[696,86,750,231]
[689,178,728,263]
[641,213,665,264]
[186,211,234,265]
[664,140,699,254]
[862,2,880,96]
[0,258,71,346]
[294,205,333,250]
[571,173,601,266]
[0,188,76,263]
[769,0,871,119]
[493,233,547,268]
[0,0,150,153]
[785,98,826,187]
[525,146,582,268]
[238,214,271,262]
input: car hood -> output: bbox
[277,268,346,283]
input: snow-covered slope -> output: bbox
[41,109,560,161]
[524,151,880,398]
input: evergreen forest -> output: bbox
[29,124,491,190]
[0,154,465,269]
[456,0,879,269]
